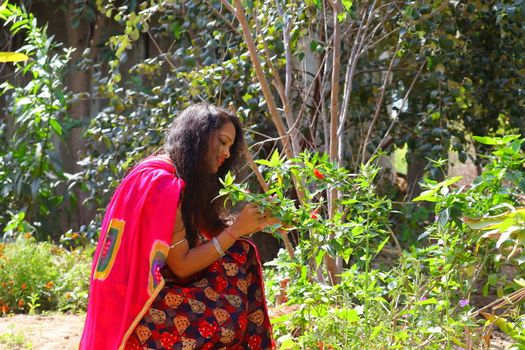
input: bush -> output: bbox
[255,136,525,349]
[0,235,92,314]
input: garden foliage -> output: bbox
[0,2,73,240]
[0,234,92,315]
[223,136,525,349]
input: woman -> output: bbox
[80,103,278,350]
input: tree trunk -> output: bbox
[406,148,426,200]
[63,4,91,230]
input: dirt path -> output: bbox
[0,314,85,350]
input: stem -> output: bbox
[364,208,371,347]
[325,0,343,285]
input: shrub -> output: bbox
[0,235,92,314]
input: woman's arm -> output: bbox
[165,204,278,278]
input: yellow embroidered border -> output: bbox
[118,279,165,350]
[94,219,125,280]
[118,240,169,349]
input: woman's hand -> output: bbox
[229,203,280,238]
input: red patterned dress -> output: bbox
[125,237,274,350]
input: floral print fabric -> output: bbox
[125,239,274,350]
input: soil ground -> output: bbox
[0,312,514,349]
[0,314,84,350]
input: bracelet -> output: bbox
[211,237,225,257]
[224,226,236,241]
[170,237,187,248]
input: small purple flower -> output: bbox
[419,296,427,301]
[459,299,469,308]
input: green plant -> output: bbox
[0,326,32,349]
[481,311,525,349]
[27,293,40,315]
[0,2,73,240]
[223,151,398,348]
[258,136,525,348]
[0,235,92,314]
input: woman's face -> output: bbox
[204,121,236,174]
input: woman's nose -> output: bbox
[223,148,230,159]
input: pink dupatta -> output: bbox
[80,157,185,350]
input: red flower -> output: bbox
[313,169,325,180]
[279,278,290,288]
[310,210,320,219]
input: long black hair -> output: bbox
[164,103,244,247]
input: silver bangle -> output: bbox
[211,237,225,257]
[170,237,187,248]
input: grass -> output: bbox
[0,325,32,349]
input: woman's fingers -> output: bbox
[235,203,282,235]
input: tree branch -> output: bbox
[368,58,426,162]
[361,40,400,163]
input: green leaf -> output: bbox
[271,313,293,324]
[49,118,62,136]
[481,312,515,336]
[277,335,297,350]
[473,135,520,146]
[0,51,29,62]
[221,171,235,187]
[370,325,383,339]
[315,250,326,268]
[342,0,352,11]
[10,18,28,33]
[376,236,389,254]
[336,308,359,323]
[269,149,282,167]
[416,297,438,305]
[255,159,273,166]
[464,207,525,229]
[413,189,438,202]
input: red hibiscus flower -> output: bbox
[313,169,325,180]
